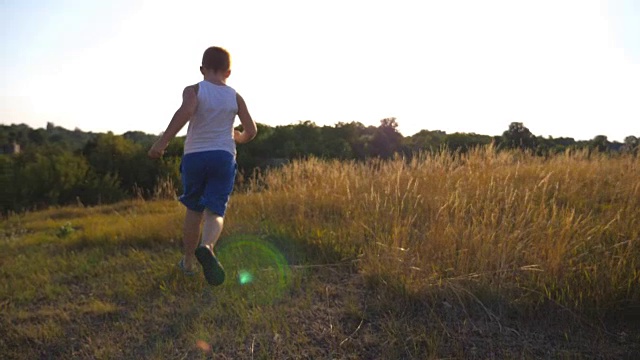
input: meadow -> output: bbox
[1,147,638,359]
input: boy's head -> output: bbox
[201,46,231,78]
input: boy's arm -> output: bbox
[234,93,257,144]
[148,85,198,158]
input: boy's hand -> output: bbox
[148,140,166,159]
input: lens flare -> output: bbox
[216,235,291,302]
[238,269,253,285]
[195,339,212,353]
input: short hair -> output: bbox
[202,46,231,72]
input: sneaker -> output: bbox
[195,246,225,286]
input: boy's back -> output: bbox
[184,81,238,156]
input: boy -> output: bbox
[148,46,257,286]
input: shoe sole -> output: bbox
[195,247,225,286]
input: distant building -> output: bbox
[0,142,21,155]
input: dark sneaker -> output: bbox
[195,246,225,286]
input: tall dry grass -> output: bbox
[230,147,639,314]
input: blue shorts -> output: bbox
[179,150,237,217]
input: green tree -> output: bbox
[591,135,609,153]
[403,129,446,154]
[445,133,492,152]
[370,118,403,158]
[623,136,638,156]
[14,147,89,208]
[502,122,536,150]
[0,155,16,213]
[236,123,275,174]
[319,125,353,159]
[83,132,139,190]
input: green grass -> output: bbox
[2,149,639,359]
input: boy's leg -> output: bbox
[196,210,226,285]
[200,209,224,252]
[195,150,234,285]
[183,209,203,269]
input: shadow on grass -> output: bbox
[221,231,349,266]
[359,272,640,359]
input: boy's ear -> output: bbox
[225,69,231,78]
[200,66,205,75]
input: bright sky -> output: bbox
[2,0,639,141]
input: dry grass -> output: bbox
[238,147,639,314]
[1,147,639,359]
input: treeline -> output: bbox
[1,120,638,213]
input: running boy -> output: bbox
[148,46,257,285]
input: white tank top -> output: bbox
[183,80,238,155]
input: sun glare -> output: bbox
[1,0,639,139]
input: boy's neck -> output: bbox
[203,73,227,85]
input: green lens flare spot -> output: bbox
[216,234,291,303]
[238,270,254,285]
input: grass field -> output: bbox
[1,148,639,359]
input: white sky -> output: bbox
[2,0,639,141]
